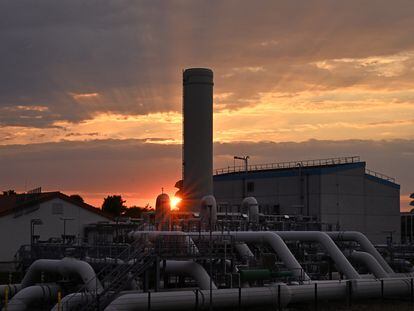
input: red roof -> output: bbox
[0,191,112,219]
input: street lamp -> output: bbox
[60,217,74,244]
[30,219,43,246]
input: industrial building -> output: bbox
[0,68,412,311]
[213,156,401,244]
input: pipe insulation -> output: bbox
[326,231,394,274]
[21,257,103,293]
[105,285,291,311]
[7,284,60,311]
[274,231,360,279]
[349,251,389,279]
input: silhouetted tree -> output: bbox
[102,195,127,216]
[69,194,84,203]
[123,204,152,218]
[2,189,16,196]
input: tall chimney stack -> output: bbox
[182,68,214,211]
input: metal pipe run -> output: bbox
[326,231,394,274]
[234,242,255,262]
[21,257,103,293]
[349,251,389,279]
[105,285,291,311]
[164,260,217,290]
[274,231,360,279]
[7,284,60,311]
[187,231,310,281]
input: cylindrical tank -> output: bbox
[182,68,214,212]
[200,195,217,229]
[242,197,259,224]
[155,193,171,230]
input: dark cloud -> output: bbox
[1,0,414,127]
[0,138,412,208]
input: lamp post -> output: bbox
[60,217,74,244]
[30,219,43,246]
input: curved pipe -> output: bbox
[234,243,255,262]
[189,231,310,281]
[105,285,291,311]
[7,284,60,311]
[349,251,389,279]
[275,231,360,280]
[21,258,103,293]
[129,231,199,255]
[326,231,394,274]
[164,260,217,290]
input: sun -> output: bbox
[170,196,182,210]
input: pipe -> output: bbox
[129,231,199,255]
[7,284,60,311]
[21,257,103,293]
[326,231,394,274]
[164,260,217,290]
[290,278,413,303]
[275,231,360,280]
[349,251,389,279]
[234,243,255,262]
[105,285,291,311]
[50,292,95,311]
[187,231,310,281]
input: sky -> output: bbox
[0,0,413,210]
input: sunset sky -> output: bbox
[0,1,413,210]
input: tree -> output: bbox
[102,195,127,216]
[123,204,152,218]
[69,194,84,203]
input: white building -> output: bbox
[0,191,111,270]
[213,156,400,244]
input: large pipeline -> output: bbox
[21,257,103,293]
[326,231,394,274]
[104,277,413,311]
[274,231,360,279]
[7,284,60,311]
[164,260,217,290]
[130,231,310,281]
[349,251,389,279]
[105,285,291,311]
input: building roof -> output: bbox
[0,191,113,219]
[214,160,400,189]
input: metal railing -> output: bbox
[365,168,396,183]
[215,156,361,175]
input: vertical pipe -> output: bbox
[57,290,61,311]
[4,286,8,311]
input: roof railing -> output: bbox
[365,168,396,183]
[214,156,361,175]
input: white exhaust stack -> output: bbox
[182,68,214,211]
